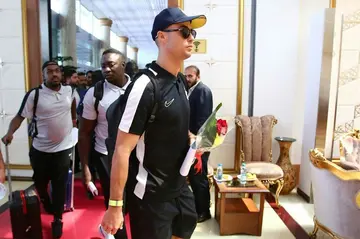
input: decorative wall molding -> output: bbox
[204,1,217,11]
[339,65,358,86]
[343,10,360,31]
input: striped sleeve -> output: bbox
[119,74,154,136]
[17,89,36,119]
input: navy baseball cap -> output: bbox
[151,7,207,41]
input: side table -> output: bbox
[214,178,269,236]
[275,137,296,195]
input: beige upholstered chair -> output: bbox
[309,148,360,239]
[235,115,284,207]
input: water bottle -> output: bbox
[240,162,247,185]
[216,163,223,180]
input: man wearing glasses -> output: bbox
[101,7,207,239]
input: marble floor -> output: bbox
[0,182,330,239]
[193,189,313,239]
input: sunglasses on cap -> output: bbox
[158,27,197,39]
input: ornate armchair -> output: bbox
[235,115,284,207]
[309,148,360,239]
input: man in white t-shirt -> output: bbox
[2,61,76,239]
[78,49,130,238]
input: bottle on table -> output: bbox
[240,162,247,185]
[216,163,223,180]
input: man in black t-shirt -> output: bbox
[101,7,207,239]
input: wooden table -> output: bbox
[214,177,269,236]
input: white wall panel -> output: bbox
[184,0,249,171]
[0,10,22,37]
[0,38,24,63]
[0,0,21,9]
[0,0,29,167]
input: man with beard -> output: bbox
[79,48,130,238]
[2,61,76,239]
[185,65,213,222]
[101,7,207,239]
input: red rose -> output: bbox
[216,119,228,135]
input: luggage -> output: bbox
[50,146,75,212]
[5,145,43,239]
[64,168,73,212]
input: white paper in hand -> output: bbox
[71,127,79,147]
[180,142,197,176]
[0,183,7,200]
[87,181,98,196]
[99,225,115,239]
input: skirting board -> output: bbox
[9,176,32,181]
[297,187,311,203]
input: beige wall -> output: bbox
[183,0,252,171]
[0,0,32,177]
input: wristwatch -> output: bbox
[108,199,123,207]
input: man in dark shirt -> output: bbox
[101,7,207,239]
[185,65,213,223]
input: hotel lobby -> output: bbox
[0,0,359,238]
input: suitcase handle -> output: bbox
[4,144,12,201]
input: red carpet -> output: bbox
[0,179,107,239]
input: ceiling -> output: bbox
[80,0,167,52]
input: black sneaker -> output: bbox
[51,219,63,239]
[197,211,211,223]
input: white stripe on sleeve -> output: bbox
[119,75,151,133]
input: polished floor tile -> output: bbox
[193,189,296,238]
[193,205,295,238]
[278,190,315,233]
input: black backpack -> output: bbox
[77,81,104,117]
[105,69,160,162]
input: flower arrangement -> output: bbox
[180,103,235,176]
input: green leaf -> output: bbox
[197,103,223,149]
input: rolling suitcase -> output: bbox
[50,146,75,212]
[5,145,43,239]
[64,168,73,212]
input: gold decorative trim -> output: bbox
[21,0,29,92]
[21,0,31,150]
[234,0,245,173]
[119,36,129,43]
[355,191,360,209]
[310,216,342,239]
[9,164,32,170]
[99,18,113,27]
[236,0,244,116]
[179,0,184,73]
[178,0,184,9]
[309,149,360,181]
[330,0,336,8]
